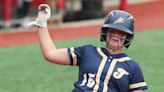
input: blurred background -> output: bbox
[0,0,122,29]
[0,0,156,29]
[0,0,164,92]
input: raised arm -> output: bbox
[30,4,70,65]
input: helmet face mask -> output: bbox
[100,10,134,48]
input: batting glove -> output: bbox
[29,4,51,27]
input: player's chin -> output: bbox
[109,44,123,51]
[109,42,119,47]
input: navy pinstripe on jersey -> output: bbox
[68,45,147,92]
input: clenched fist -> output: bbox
[29,4,51,27]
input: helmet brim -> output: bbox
[102,24,133,35]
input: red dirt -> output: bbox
[0,0,164,47]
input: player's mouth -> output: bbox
[111,38,119,42]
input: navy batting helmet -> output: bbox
[100,10,134,48]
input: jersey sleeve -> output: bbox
[129,62,148,91]
[67,45,87,66]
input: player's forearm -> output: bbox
[38,27,56,56]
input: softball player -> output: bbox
[30,4,147,92]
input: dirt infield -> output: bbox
[0,0,164,47]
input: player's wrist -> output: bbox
[35,20,48,27]
[28,20,47,27]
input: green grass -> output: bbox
[0,29,164,92]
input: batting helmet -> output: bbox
[100,10,134,48]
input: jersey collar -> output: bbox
[101,47,128,59]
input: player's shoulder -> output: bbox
[127,57,140,64]
[80,44,96,48]
[75,44,97,50]
[126,58,142,69]
[71,44,97,54]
